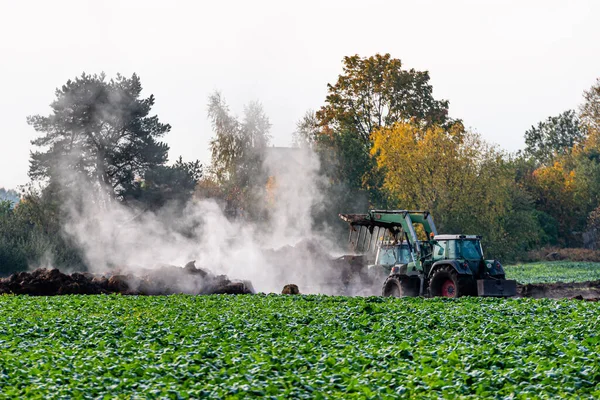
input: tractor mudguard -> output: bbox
[429,260,473,278]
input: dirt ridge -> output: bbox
[517,280,600,300]
[0,264,254,296]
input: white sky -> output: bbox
[1,0,599,189]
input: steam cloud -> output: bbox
[57,146,349,294]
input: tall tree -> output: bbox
[0,188,19,206]
[124,157,202,210]
[580,78,600,135]
[316,53,450,143]
[207,91,271,218]
[310,54,453,209]
[292,110,320,149]
[528,158,584,246]
[523,110,584,164]
[28,73,170,202]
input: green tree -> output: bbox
[580,78,600,135]
[0,188,19,206]
[586,205,600,249]
[576,78,600,206]
[207,91,271,218]
[124,157,202,210]
[0,188,84,275]
[292,110,320,149]
[524,110,584,164]
[310,54,452,209]
[27,73,170,203]
[316,53,450,143]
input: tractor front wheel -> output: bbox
[382,275,419,297]
[429,266,465,298]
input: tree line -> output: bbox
[1,55,599,274]
[295,54,600,259]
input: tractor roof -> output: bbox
[434,234,481,240]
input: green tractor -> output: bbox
[340,210,516,298]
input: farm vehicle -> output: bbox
[339,210,517,298]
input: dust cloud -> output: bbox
[54,146,360,294]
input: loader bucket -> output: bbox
[477,279,517,297]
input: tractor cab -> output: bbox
[432,235,483,261]
[367,241,412,281]
[430,234,506,278]
[375,241,412,266]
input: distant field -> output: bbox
[505,261,600,284]
[1,295,599,398]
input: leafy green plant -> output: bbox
[505,261,600,284]
[0,295,598,398]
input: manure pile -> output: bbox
[0,263,254,296]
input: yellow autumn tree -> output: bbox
[530,158,583,245]
[371,122,523,257]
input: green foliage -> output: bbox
[311,54,452,210]
[524,110,584,164]
[0,188,19,206]
[517,109,600,246]
[505,261,600,284]
[516,79,600,248]
[124,157,202,209]
[292,110,320,149]
[0,295,598,398]
[27,72,171,201]
[0,203,85,276]
[580,78,600,134]
[370,122,541,260]
[575,152,600,212]
[316,53,450,143]
[1,74,200,275]
[207,91,271,219]
[0,191,84,276]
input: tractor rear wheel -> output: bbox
[382,275,419,297]
[429,266,469,298]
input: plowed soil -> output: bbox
[2,264,599,300]
[0,264,254,296]
[517,280,600,300]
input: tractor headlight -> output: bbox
[486,262,492,269]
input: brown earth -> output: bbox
[0,263,254,296]
[517,280,600,300]
[2,257,600,300]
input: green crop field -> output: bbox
[0,295,599,399]
[505,261,600,284]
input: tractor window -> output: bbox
[434,241,446,259]
[459,240,482,260]
[398,245,411,263]
[378,247,397,265]
[447,241,458,258]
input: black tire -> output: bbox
[429,266,474,298]
[382,274,419,297]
